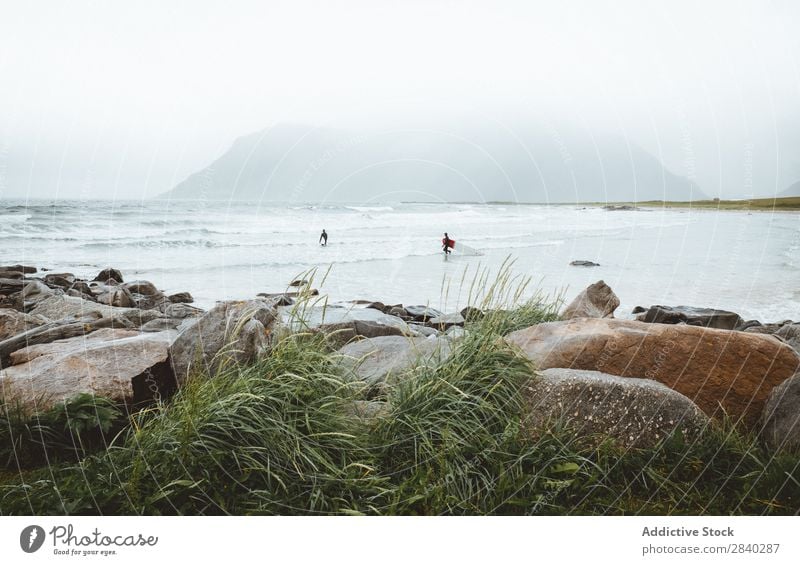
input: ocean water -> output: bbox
[1,199,798,322]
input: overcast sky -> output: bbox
[1,0,798,199]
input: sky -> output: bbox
[1,0,798,199]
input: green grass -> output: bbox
[594,196,800,211]
[0,267,797,515]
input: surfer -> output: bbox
[319,229,328,246]
[442,232,452,255]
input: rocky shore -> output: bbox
[1,266,799,456]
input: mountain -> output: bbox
[161,123,704,203]
[779,181,800,197]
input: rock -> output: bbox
[69,281,93,295]
[404,305,444,322]
[346,400,390,420]
[277,305,411,345]
[121,308,164,327]
[524,368,709,448]
[407,323,439,338]
[336,336,452,389]
[636,305,743,330]
[29,295,136,321]
[43,273,75,289]
[123,280,160,296]
[506,318,800,426]
[603,205,636,211]
[169,299,278,384]
[365,301,386,312]
[761,372,800,453]
[0,265,37,274]
[93,267,124,283]
[140,318,185,332]
[445,326,468,340]
[0,270,24,280]
[288,279,309,287]
[0,309,48,340]
[631,306,647,314]
[19,280,55,301]
[570,260,600,267]
[427,313,465,330]
[387,306,410,319]
[736,319,762,331]
[460,306,484,322]
[0,328,177,411]
[257,290,319,300]
[159,302,204,319]
[167,291,194,304]
[97,288,134,308]
[745,322,800,355]
[561,280,619,319]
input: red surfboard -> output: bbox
[442,238,456,248]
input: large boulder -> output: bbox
[636,305,743,330]
[169,299,278,384]
[0,328,176,411]
[0,309,48,340]
[336,335,452,389]
[506,318,800,426]
[524,368,709,448]
[277,305,411,345]
[760,372,800,453]
[29,294,136,320]
[121,280,167,310]
[560,280,619,319]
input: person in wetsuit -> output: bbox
[442,232,452,254]
[319,229,328,246]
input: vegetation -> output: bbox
[0,266,797,515]
[597,196,800,211]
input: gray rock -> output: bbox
[404,305,444,322]
[460,306,484,322]
[561,280,619,319]
[0,265,37,274]
[761,372,800,453]
[524,368,710,448]
[444,326,468,340]
[0,328,177,411]
[277,305,411,345]
[123,280,160,296]
[169,299,278,384]
[407,323,439,338]
[140,318,185,332]
[29,295,136,321]
[570,260,600,267]
[97,288,134,308]
[746,322,800,355]
[93,267,123,283]
[336,335,452,389]
[0,308,48,340]
[20,280,55,301]
[346,400,390,421]
[167,291,194,304]
[43,273,75,289]
[636,305,743,330]
[160,302,205,319]
[427,313,465,330]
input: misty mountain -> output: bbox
[780,180,800,197]
[161,123,704,203]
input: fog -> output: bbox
[1,0,798,200]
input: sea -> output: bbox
[1,199,798,322]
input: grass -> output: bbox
[0,266,797,515]
[594,196,800,211]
